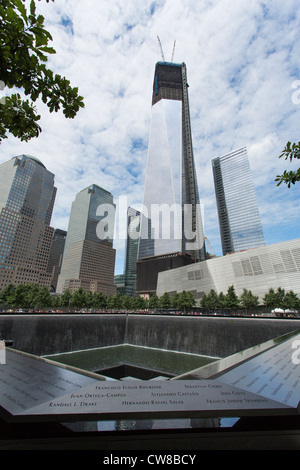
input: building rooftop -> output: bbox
[13,154,47,169]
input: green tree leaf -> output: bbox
[0,0,84,142]
[276,141,300,187]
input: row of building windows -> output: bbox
[186,248,300,282]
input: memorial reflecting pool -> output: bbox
[45,344,218,380]
[1,325,300,449]
[45,344,222,432]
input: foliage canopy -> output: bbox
[0,0,84,142]
[275,141,300,187]
[0,283,299,316]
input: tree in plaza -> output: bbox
[6,283,52,310]
[224,285,240,311]
[177,290,195,313]
[5,283,21,308]
[106,292,124,310]
[283,290,300,311]
[0,283,15,307]
[94,291,107,309]
[106,294,115,310]
[84,291,96,310]
[158,292,171,310]
[276,287,287,308]
[111,291,123,310]
[70,287,86,309]
[51,293,61,310]
[263,288,277,310]
[200,292,208,311]
[25,283,40,309]
[121,294,132,310]
[59,288,72,309]
[240,288,259,314]
[186,291,196,309]
[11,283,35,309]
[170,292,180,309]
[205,289,219,312]
[131,295,147,310]
[0,0,84,142]
[218,291,226,313]
[149,293,159,309]
[200,289,225,313]
[263,287,285,310]
[31,285,52,309]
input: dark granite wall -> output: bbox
[0,314,299,358]
[125,315,300,357]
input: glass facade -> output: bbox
[56,184,116,295]
[123,207,140,295]
[139,98,182,259]
[138,62,205,264]
[0,155,56,289]
[47,228,67,292]
[212,147,265,255]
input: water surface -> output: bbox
[46,344,218,378]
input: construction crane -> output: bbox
[157,36,165,62]
[171,40,176,62]
[204,237,216,258]
[157,37,176,63]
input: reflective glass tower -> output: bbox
[123,207,140,296]
[56,184,116,295]
[0,154,56,290]
[212,147,265,255]
[137,61,206,296]
[47,228,67,292]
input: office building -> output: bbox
[47,228,67,292]
[212,147,265,255]
[114,273,125,295]
[0,154,56,290]
[157,238,300,304]
[56,184,116,295]
[123,207,140,296]
[137,61,206,297]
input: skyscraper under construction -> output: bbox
[137,61,205,297]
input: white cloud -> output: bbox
[1,0,300,274]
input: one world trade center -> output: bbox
[136,60,206,297]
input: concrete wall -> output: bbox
[1,314,300,358]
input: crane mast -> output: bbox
[157,36,165,62]
[171,40,176,62]
[157,37,176,63]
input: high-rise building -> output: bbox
[136,61,206,297]
[114,273,125,295]
[212,147,265,255]
[56,184,116,295]
[0,154,56,290]
[47,228,67,292]
[124,207,140,296]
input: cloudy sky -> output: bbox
[1,0,300,274]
